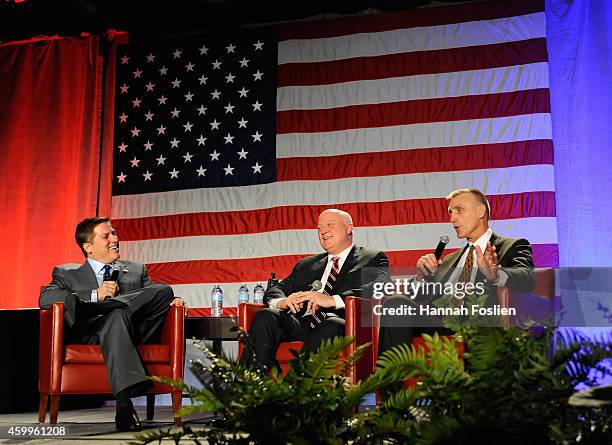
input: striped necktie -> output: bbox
[324,256,340,295]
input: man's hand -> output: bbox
[277,292,306,313]
[296,291,336,314]
[415,253,441,281]
[476,241,501,283]
[96,281,119,301]
[170,297,188,313]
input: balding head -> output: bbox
[316,209,354,255]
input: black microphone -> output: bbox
[434,235,450,260]
[110,268,120,282]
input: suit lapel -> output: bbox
[436,246,467,283]
[78,262,99,289]
[331,246,357,291]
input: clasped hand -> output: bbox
[278,291,335,314]
[96,281,119,301]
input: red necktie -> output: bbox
[324,256,340,295]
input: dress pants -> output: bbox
[240,307,345,369]
[66,284,175,395]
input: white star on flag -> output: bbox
[172,49,182,59]
[119,113,128,123]
[183,152,193,162]
[223,164,235,175]
[196,135,207,145]
[251,162,263,173]
[143,140,153,150]
[196,166,207,176]
[169,138,180,148]
[146,53,156,63]
[117,172,127,182]
[143,170,153,181]
[130,127,141,137]
[210,150,220,161]
[237,148,248,159]
[224,133,234,144]
[156,155,166,165]
[251,131,262,142]
[159,66,168,75]
[183,122,193,132]
[169,168,179,178]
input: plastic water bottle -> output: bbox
[211,284,223,317]
[253,283,265,304]
[237,284,250,304]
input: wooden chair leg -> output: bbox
[146,394,155,421]
[50,395,60,424]
[172,392,182,426]
[38,393,48,423]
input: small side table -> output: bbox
[184,316,238,354]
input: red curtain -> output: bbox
[0,35,105,309]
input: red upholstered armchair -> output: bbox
[497,267,556,329]
[238,296,374,384]
[38,303,185,425]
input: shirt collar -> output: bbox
[470,228,492,253]
[328,243,354,264]
[87,257,113,274]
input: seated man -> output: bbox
[378,188,536,357]
[39,217,187,432]
[240,208,391,370]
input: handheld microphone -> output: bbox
[310,280,323,292]
[434,235,450,260]
[110,268,120,282]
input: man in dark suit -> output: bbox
[240,208,391,370]
[378,188,536,357]
[39,217,187,432]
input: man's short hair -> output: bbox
[75,217,110,257]
[446,188,490,219]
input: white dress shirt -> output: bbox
[87,258,113,302]
[269,243,355,310]
[446,228,508,286]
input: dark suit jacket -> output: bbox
[39,260,152,309]
[263,246,391,318]
[432,232,536,299]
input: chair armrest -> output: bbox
[160,305,185,380]
[344,296,373,383]
[237,303,265,360]
[238,303,265,333]
[39,303,65,393]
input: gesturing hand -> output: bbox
[475,241,501,283]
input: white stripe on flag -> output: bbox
[277,63,550,111]
[111,164,555,219]
[276,114,552,158]
[120,217,558,264]
[278,12,546,64]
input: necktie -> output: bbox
[453,245,474,308]
[102,264,112,282]
[324,256,340,295]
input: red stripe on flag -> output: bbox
[276,89,551,134]
[278,39,548,87]
[278,140,554,181]
[279,0,544,40]
[114,192,556,240]
[146,243,559,285]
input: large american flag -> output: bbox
[111,0,557,307]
